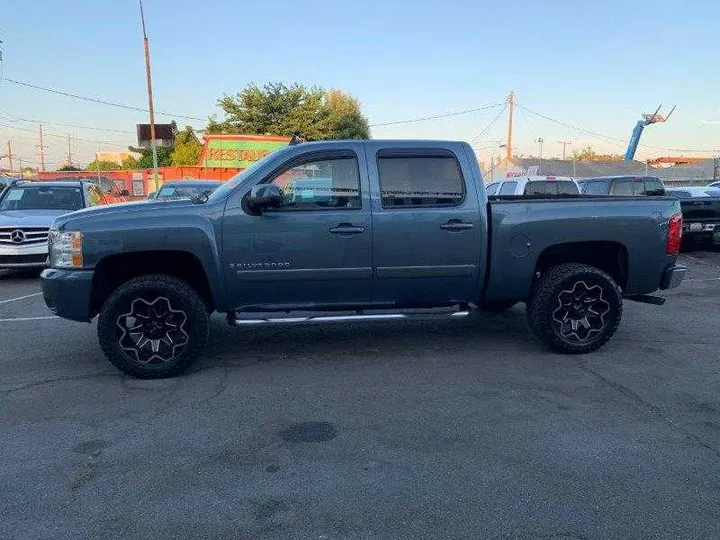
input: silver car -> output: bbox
[0,181,92,269]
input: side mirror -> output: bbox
[247,184,283,212]
[120,189,130,197]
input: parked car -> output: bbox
[0,180,115,269]
[41,140,685,378]
[708,181,720,189]
[486,176,580,196]
[150,180,223,200]
[665,186,720,246]
[43,176,130,204]
[0,175,17,195]
[577,175,666,196]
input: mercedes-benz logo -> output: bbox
[10,230,26,244]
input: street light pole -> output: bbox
[139,0,159,192]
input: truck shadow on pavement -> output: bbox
[194,308,539,373]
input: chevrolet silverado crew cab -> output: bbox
[41,140,686,378]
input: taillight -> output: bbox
[666,213,682,255]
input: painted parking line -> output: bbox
[684,277,720,282]
[0,292,42,305]
[0,316,59,322]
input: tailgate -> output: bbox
[680,199,720,223]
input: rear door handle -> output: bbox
[440,220,474,231]
[329,223,365,235]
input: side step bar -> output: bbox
[228,310,471,327]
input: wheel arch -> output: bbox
[91,250,217,316]
[534,241,628,291]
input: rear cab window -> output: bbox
[643,178,665,195]
[611,180,635,196]
[498,181,517,195]
[583,180,609,195]
[377,151,465,208]
[523,180,578,195]
[486,182,500,196]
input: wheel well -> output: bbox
[535,241,628,289]
[91,251,214,315]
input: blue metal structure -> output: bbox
[624,104,676,161]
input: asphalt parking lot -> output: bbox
[1,252,719,540]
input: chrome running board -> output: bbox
[228,310,471,327]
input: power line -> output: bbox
[369,102,504,127]
[470,104,508,143]
[0,111,135,134]
[516,102,717,154]
[2,77,207,121]
[0,121,134,146]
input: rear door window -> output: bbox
[584,180,609,194]
[378,154,465,208]
[498,181,517,195]
[611,180,635,195]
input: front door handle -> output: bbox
[329,223,365,235]
[440,220,474,231]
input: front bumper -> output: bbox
[0,243,48,268]
[40,268,95,322]
[659,264,686,290]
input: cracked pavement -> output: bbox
[1,252,719,540]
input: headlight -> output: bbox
[49,230,84,268]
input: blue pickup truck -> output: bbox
[41,140,686,378]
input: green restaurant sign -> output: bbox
[200,135,290,168]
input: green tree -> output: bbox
[208,82,370,140]
[571,146,597,161]
[86,160,120,171]
[171,126,203,166]
[121,154,138,169]
[322,89,370,139]
[58,164,82,171]
[128,145,174,168]
[570,145,623,162]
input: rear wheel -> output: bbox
[527,263,622,354]
[97,275,210,378]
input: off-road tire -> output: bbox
[527,263,622,354]
[97,275,210,378]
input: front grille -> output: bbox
[0,254,48,265]
[0,227,50,245]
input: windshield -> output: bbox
[157,184,220,199]
[0,186,84,211]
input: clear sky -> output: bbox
[1,0,718,168]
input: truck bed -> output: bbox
[484,195,682,302]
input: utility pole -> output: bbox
[506,91,515,162]
[36,124,48,172]
[139,0,159,192]
[558,140,572,160]
[536,138,544,160]
[18,157,23,179]
[66,134,73,168]
[1,140,13,172]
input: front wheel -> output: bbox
[527,263,622,354]
[97,275,210,378]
